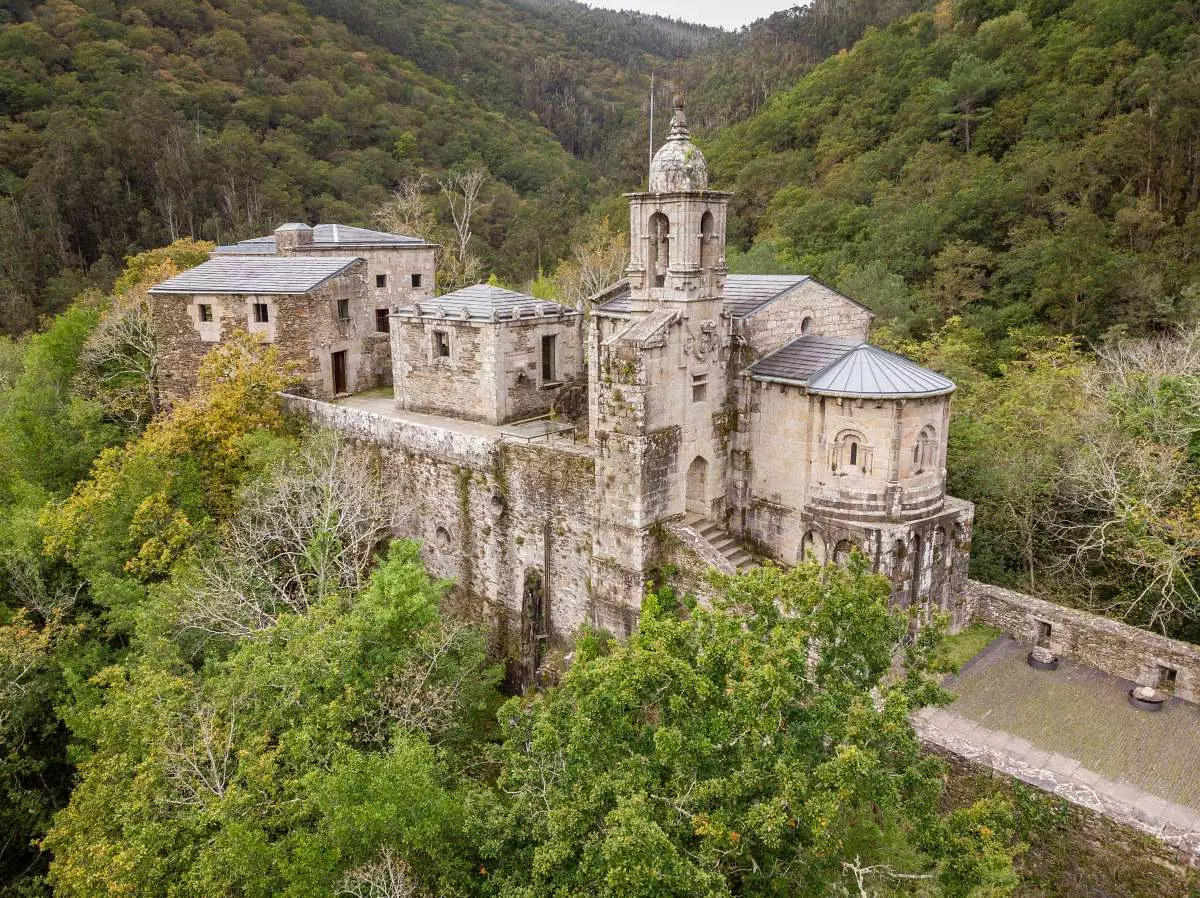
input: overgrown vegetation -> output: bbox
[708,0,1200,343]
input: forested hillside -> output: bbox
[0,0,710,333]
[708,0,1200,341]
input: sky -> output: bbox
[582,0,797,30]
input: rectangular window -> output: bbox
[375,308,390,333]
[692,373,708,403]
[541,334,557,382]
[337,298,350,321]
[433,330,450,358]
[654,274,666,288]
[1158,665,1178,692]
[411,273,422,288]
[252,302,269,323]
[375,273,387,288]
[198,303,213,322]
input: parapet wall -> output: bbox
[283,393,497,468]
[966,580,1200,703]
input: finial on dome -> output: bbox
[648,90,707,192]
[667,93,689,140]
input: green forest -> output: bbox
[2,0,1199,895]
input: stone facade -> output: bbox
[967,580,1200,702]
[152,223,438,403]
[152,261,381,402]
[391,307,583,426]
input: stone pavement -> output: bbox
[914,637,1200,863]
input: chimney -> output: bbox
[274,222,314,254]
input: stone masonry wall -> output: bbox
[736,279,872,362]
[283,395,612,658]
[392,318,496,422]
[967,580,1200,703]
[151,263,372,402]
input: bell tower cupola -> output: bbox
[626,95,730,309]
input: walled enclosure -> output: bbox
[152,262,383,402]
[967,580,1200,702]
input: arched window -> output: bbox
[648,212,669,286]
[801,530,819,562]
[914,425,936,473]
[700,210,715,271]
[800,315,814,336]
[833,431,869,475]
[933,526,947,567]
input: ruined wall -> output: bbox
[283,395,610,670]
[151,263,373,402]
[967,580,1200,702]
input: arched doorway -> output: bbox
[833,539,853,567]
[686,455,709,516]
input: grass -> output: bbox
[351,385,393,400]
[944,622,1001,671]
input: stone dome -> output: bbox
[648,96,708,192]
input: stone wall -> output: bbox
[967,580,1200,703]
[735,279,872,361]
[392,318,495,422]
[282,394,637,666]
[151,263,376,402]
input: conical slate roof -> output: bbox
[805,343,954,398]
[745,337,954,398]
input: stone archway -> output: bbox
[686,455,709,516]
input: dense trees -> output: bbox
[708,0,1200,342]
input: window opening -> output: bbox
[411,273,422,288]
[375,308,390,333]
[541,334,557,382]
[849,442,858,466]
[198,304,213,322]
[375,273,387,288]
[1158,665,1178,692]
[337,299,350,321]
[800,315,814,335]
[692,373,708,403]
[1034,620,1052,647]
[433,331,450,358]
[253,302,269,323]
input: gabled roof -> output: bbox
[394,283,576,322]
[721,274,811,317]
[592,274,870,319]
[745,336,955,398]
[213,223,433,255]
[148,257,360,295]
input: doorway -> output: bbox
[331,350,348,395]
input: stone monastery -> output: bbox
[148,97,974,677]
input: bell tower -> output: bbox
[625,96,730,311]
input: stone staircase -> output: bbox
[680,513,757,572]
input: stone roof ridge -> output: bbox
[148,256,361,295]
[394,283,577,321]
[608,308,678,347]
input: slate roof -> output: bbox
[592,275,870,318]
[393,283,577,322]
[148,257,360,295]
[746,336,955,398]
[213,223,433,254]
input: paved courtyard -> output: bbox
[942,636,1200,809]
